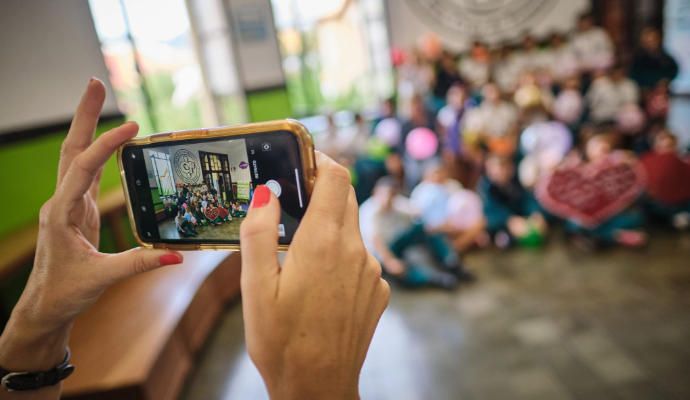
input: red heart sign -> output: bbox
[536,154,646,228]
[205,207,219,221]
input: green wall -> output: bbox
[0,119,124,239]
[0,120,127,324]
[246,88,292,122]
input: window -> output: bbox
[88,0,220,133]
[149,151,176,197]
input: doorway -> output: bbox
[199,151,233,204]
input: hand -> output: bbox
[240,153,390,400]
[507,216,529,237]
[0,79,183,379]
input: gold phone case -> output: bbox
[117,119,316,251]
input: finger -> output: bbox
[55,122,138,206]
[343,186,362,239]
[58,78,106,186]
[100,248,183,282]
[240,185,281,299]
[88,166,104,200]
[303,152,352,227]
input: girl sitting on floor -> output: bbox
[478,155,547,249]
[175,209,197,237]
[564,134,647,248]
[641,129,690,230]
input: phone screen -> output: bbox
[121,130,309,246]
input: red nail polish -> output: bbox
[252,185,271,208]
[160,253,182,266]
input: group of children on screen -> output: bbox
[321,13,688,290]
[166,184,247,237]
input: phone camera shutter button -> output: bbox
[266,180,282,197]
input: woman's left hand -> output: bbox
[0,79,183,378]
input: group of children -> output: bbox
[168,184,247,237]
[329,13,689,290]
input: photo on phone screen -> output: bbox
[122,130,310,246]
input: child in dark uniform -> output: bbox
[478,155,547,248]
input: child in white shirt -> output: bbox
[586,65,640,123]
[571,14,614,72]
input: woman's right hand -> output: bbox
[240,153,390,400]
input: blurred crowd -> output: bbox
[317,13,689,290]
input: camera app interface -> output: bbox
[130,131,307,244]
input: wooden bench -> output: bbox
[0,189,133,283]
[0,187,244,400]
[63,250,242,400]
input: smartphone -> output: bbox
[118,119,316,250]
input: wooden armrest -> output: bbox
[0,188,128,280]
[63,251,242,400]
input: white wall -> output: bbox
[226,0,284,90]
[0,0,118,134]
[665,0,690,94]
[165,139,251,186]
[386,0,589,51]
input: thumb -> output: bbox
[102,248,184,282]
[240,185,281,298]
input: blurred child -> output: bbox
[478,155,547,248]
[317,113,342,159]
[464,83,518,140]
[513,71,554,115]
[459,41,491,91]
[341,113,370,161]
[397,48,434,119]
[493,45,520,94]
[437,84,472,157]
[543,33,579,84]
[191,200,206,226]
[432,51,463,110]
[630,27,679,91]
[175,209,197,237]
[372,97,397,129]
[359,177,474,290]
[183,206,197,226]
[510,35,544,80]
[645,80,671,123]
[401,94,438,188]
[553,76,585,128]
[571,13,614,72]
[641,130,690,230]
[410,163,486,252]
[566,135,648,248]
[586,64,640,123]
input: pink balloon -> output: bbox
[553,90,583,124]
[405,127,438,160]
[374,118,402,147]
[447,190,484,230]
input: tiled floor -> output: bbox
[181,229,690,400]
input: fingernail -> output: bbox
[251,185,271,208]
[159,253,183,266]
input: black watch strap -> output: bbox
[0,348,75,392]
